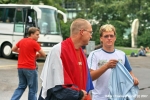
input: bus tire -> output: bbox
[1,43,14,59]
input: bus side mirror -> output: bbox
[58,10,67,23]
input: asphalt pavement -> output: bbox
[127,55,150,100]
[0,55,150,100]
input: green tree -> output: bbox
[85,0,150,47]
[0,0,11,3]
[137,30,150,48]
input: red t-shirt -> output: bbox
[16,38,41,70]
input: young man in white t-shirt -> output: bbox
[87,24,139,100]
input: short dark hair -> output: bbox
[28,27,39,36]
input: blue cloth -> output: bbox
[11,69,38,100]
[108,62,139,100]
[86,63,94,93]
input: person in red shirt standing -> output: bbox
[11,27,46,100]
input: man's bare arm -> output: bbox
[130,71,139,85]
[38,49,46,58]
[90,59,118,81]
[12,45,19,53]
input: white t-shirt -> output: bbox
[28,16,32,22]
[87,48,131,100]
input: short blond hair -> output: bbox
[99,24,116,37]
[70,18,89,35]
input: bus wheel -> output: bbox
[1,43,14,59]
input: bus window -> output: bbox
[16,8,24,23]
[0,8,5,23]
[38,8,61,35]
[14,8,24,33]
[4,8,15,23]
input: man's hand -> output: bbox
[84,94,92,100]
[106,59,118,69]
[81,90,87,100]
[36,53,41,59]
[133,76,139,85]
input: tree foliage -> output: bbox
[84,0,150,47]
[2,0,150,47]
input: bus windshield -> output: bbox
[38,8,61,35]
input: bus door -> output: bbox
[24,9,38,37]
[12,8,25,46]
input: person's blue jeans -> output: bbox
[11,68,38,100]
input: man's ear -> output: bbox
[114,36,116,41]
[80,30,84,35]
[100,37,102,42]
[31,33,34,36]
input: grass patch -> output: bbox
[115,47,139,55]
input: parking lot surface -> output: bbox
[0,55,150,100]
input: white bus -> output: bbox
[0,4,67,59]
